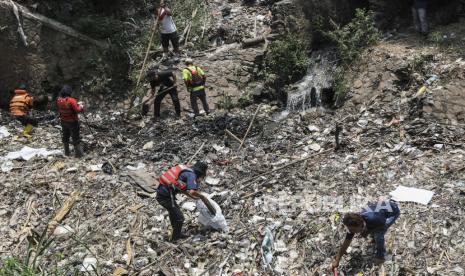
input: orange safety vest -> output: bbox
[10,90,33,117]
[159,165,193,191]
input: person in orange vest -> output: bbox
[157,162,216,241]
[9,84,37,137]
[56,85,83,158]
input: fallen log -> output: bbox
[0,0,108,48]
[242,34,278,48]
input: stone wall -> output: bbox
[0,3,128,108]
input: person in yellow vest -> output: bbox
[182,58,210,118]
[9,84,37,137]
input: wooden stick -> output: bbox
[224,129,242,144]
[187,141,206,165]
[184,8,198,46]
[253,12,257,38]
[239,149,332,185]
[239,105,261,150]
[136,19,159,88]
[142,84,178,105]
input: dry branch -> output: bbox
[47,191,79,235]
[0,1,108,48]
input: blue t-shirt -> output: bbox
[157,170,199,197]
[346,201,400,239]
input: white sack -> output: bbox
[196,194,228,232]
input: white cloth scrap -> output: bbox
[4,146,62,161]
[0,126,10,139]
[389,185,434,205]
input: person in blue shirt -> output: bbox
[156,162,215,242]
[331,200,400,269]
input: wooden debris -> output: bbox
[126,237,133,266]
[112,267,129,276]
[0,1,108,48]
[239,104,261,150]
[242,34,278,48]
[187,141,206,165]
[225,129,243,144]
[47,191,79,235]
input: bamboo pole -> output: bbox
[239,104,261,150]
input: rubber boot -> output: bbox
[22,124,33,138]
[171,221,189,241]
[64,143,70,156]
[74,143,83,158]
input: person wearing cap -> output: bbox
[146,68,181,119]
[56,85,83,158]
[331,199,400,270]
[156,162,216,241]
[182,58,210,118]
[10,84,37,137]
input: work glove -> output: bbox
[78,101,84,109]
[330,258,339,271]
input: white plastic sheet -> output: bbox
[196,194,228,232]
[389,185,434,205]
[3,146,62,161]
[0,126,10,139]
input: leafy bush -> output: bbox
[333,69,350,106]
[216,93,235,111]
[325,9,380,66]
[263,36,310,85]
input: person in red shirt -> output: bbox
[56,85,83,157]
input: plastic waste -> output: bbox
[426,74,439,85]
[261,226,274,267]
[196,194,228,232]
[0,126,10,139]
[1,161,14,173]
[3,146,61,161]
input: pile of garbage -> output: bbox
[1,11,465,276]
[1,88,465,274]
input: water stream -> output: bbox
[286,51,338,113]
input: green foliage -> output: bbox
[427,31,453,49]
[263,36,310,85]
[0,258,35,276]
[333,69,350,106]
[0,228,54,276]
[216,93,235,111]
[0,227,86,276]
[325,9,380,66]
[237,92,253,108]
